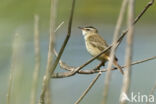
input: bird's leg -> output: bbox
[101,61,105,66]
[94,61,105,70]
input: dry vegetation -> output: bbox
[7,0,156,104]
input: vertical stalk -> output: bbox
[102,0,128,103]
[30,15,41,104]
[120,0,135,103]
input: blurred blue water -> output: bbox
[0,24,156,104]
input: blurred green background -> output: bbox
[0,0,156,104]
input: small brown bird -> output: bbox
[79,26,124,75]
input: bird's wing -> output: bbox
[88,34,119,63]
[88,35,109,51]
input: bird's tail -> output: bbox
[113,60,124,75]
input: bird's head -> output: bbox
[78,26,98,36]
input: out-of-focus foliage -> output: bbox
[0,0,155,24]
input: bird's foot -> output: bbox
[94,62,105,70]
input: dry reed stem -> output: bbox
[45,85,52,104]
[40,0,75,100]
[7,33,19,104]
[39,0,57,103]
[74,72,102,104]
[44,21,64,104]
[120,0,135,103]
[102,0,128,103]
[49,0,76,74]
[30,15,41,104]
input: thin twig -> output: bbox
[54,49,101,72]
[39,0,57,103]
[30,15,41,104]
[51,56,156,78]
[50,0,76,74]
[118,0,154,43]
[74,72,102,104]
[103,0,128,103]
[120,0,135,103]
[133,0,154,24]
[55,21,64,32]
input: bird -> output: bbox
[78,26,124,75]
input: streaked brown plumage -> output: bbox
[79,26,124,75]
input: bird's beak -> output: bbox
[78,26,84,30]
